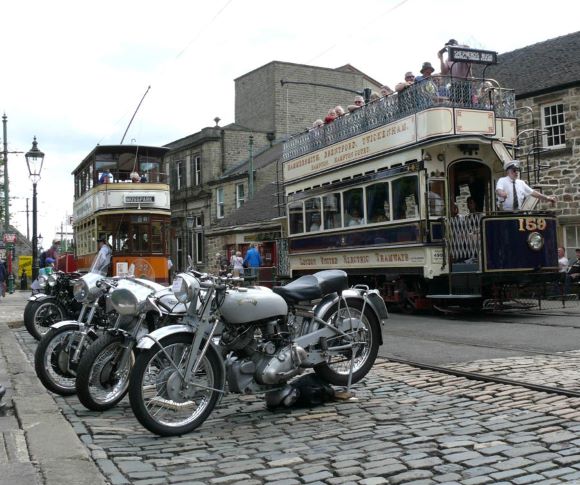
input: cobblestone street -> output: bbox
[13,327,580,485]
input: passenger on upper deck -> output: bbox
[496,160,556,211]
[348,208,365,226]
[395,72,415,92]
[438,39,472,79]
[335,105,346,117]
[140,174,147,183]
[415,62,435,83]
[130,171,141,183]
[369,92,381,103]
[99,169,112,184]
[347,95,365,113]
[380,85,394,97]
[324,109,337,124]
[311,119,324,129]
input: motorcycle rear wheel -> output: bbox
[314,298,380,386]
[129,333,223,437]
[34,324,96,395]
[24,299,66,341]
[76,333,134,411]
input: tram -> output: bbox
[282,48,559,311]
[72,144,171,283]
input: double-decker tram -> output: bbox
[282,49,559,312]
[72,144,171,283]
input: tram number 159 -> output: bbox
[517,217,546,232]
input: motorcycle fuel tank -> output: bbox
[220,286,288,324]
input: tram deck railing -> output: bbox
[283,76,515,162]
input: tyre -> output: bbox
[314,298,380,386]
[24,299,66,341]
[129,333,223,436]
[34,324,96,395]
[76,333,134,411]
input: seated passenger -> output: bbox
[395,72,415,92]
[334,105,346,117]
[311,119,324,129]
[369,91,381,103]
[380,85,394,97]
[309,213,321,232]
[130,171,141,183]
[99,169,112,184]
[348,209,365,226]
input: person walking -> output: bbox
[230,251,244,278]
[243,244,262,281]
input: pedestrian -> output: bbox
[215,252,228,276]
[243,244,262,281]
[564,248,580,294]
[95,237,113,275]
[230,251,244,278]
[167,257,174,281]
[20,269,28,290]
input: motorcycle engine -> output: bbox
[223,319,307,394]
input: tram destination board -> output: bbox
[448,46,497,65]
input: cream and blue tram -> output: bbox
[282,56,558,311]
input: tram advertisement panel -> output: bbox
[482,216,558,272]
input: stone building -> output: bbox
[165,61,382,271]
[0,225,33,287]
[482,31,580,258]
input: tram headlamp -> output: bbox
[172,273,201,304]
[527,232,544,251]
[48,273,59,287]
[38,275,48,289]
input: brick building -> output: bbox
[481,31,580,258]
[165,61,383,271]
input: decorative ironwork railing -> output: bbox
[447,213,482,264]
[283,77,515,162]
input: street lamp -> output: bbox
[25,137,45,280]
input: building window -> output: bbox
[236,183,245,208]
[176,236,183,272]
[565,225,580,260]
[194,216,203,264]
[175,160,184,190]
[542,103,566,148]
[216,187,224,218]
[191,155,201,186]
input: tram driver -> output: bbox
[496,160,556,210]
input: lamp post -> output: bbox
[186,215,194,268]
[25,137,45,280]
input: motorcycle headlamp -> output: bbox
[172,273,201,304]
[38,275,48,289]
[73,272,103,303]
[527,232,544,251]
[48,273,59,287]
[110,279,155,315]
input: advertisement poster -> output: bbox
[19,256,33,279]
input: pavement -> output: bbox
[0,291,107,485]
[4,291,580,484]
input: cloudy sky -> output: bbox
[2,0,578,244]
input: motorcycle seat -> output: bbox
[273,270,348,304]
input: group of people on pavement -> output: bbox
[215,243,262,280]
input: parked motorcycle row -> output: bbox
[26,255,388,436]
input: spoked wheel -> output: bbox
[76,333,134,411]
[25,300,66,341]
[129,333,223,437]
[34,324,96,395]
[314,298,380,386]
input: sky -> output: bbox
[1,0,579,245]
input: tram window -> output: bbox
[289,202,304,234]
[344,188,365,226]
[323,194,342,229]
[366,182,390,223]
[392,175,419,220]
[140,157,161,183]
[151,221,163,253]
[305,197,322,232]
[428,180,445,216]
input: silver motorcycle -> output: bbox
[128,269,388,436]
[74,280,187,411]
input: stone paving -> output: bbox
[14,326,580,485]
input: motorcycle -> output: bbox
[23,271,83,340]
[128,269,388,436]
[74,280,187,411]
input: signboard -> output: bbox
[19,256,33,279]
[124,195,155,204]
[448,47,497,65]
[3,233,16,243]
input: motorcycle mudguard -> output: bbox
[313,289,386,345]
[135,325,226,397]
[28,294,54,303]
[49,320,81,331]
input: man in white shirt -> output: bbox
[496,160,556,210]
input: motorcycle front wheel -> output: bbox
[129,333,223,437]
[76,333,134,411]
[314,298,380,386]
[34,324,97,395]
[24,299,66,341]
